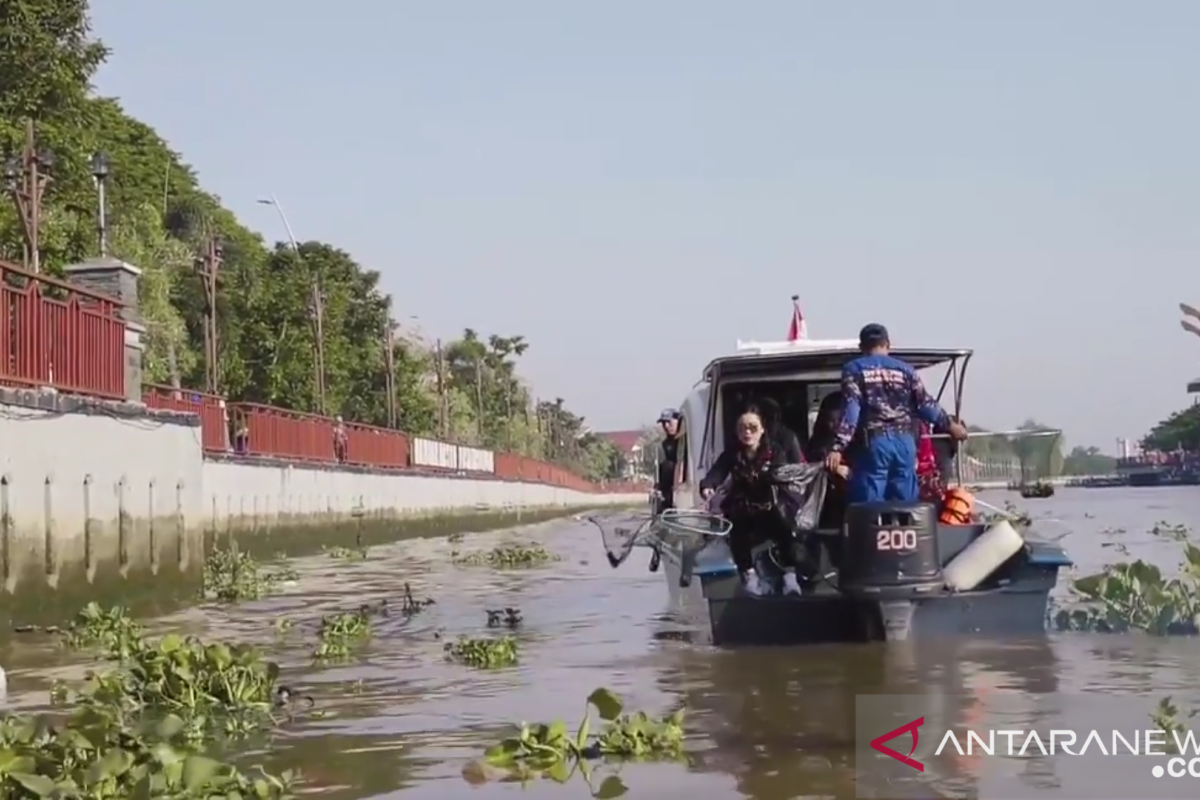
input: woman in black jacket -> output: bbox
[699,408,803,597]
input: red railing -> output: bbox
[0,260,628,493]
[143,385,229,452]
[0,260,125,399]
[228,403,409,468]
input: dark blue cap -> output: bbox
[859,323,889,347]
[658,408,679,422]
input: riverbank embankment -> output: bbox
[0,388,643,620]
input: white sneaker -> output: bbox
[781,571,802,596]
[743,569,765,597]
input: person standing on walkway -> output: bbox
[824,324,968,503]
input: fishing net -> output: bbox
[586,509,733,569]
[585,511,657,568]
[955,428,1064,487]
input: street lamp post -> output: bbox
[257,195,327,415]
[3,120,54,273]
[91,152,111,256]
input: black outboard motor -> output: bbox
[838,502,942,641]
[839,502,943,596]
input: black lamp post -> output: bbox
[91,152,110,256]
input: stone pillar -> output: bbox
[64,257,144,403]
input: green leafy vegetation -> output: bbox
[1152,697,1199,754]
[480,687,684,786]
[0,0,624,481]
[1060,445,1118,476]
[453,544,560,569]
[5,601,297,796]
[1055,523,1200,635]
[61,602,143,657]
[322,544,369,560]
[1142,404,1200,453]
[201,546,297,602]
[314,609,373,661]
[444,636,520,669]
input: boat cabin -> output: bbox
[671,337,972,508]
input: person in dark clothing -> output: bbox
[748,398,803,464]
[826,324,968,503]
[804,390,849,529]
[655,409,682,510]
[699,408,803,596]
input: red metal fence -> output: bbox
[226,403,409,469]
[0,260,125,399]
[143,385,228,452]
[0,259,629,493]
[137,392,628,491]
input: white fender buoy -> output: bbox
[943,520,1026,592]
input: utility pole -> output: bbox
[435,338,448,439]
[308,269,327,415]
[383,321,397,428]
[474,357,485,444]
[2,120,53,273]
[197,237,224,393]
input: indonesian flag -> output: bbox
[786,295,807,341]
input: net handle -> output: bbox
[658,508,733,537]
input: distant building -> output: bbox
[596,430,648,480]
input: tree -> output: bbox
[107,202,194,385]
[1061,446,1117,476]
[3,1,612,478]
[1142,404,1200,453]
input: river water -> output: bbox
[4,487,1200,799]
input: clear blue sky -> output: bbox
[89,1,1200,451]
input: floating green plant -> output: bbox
[322,544,369,560]
[444,636,519,668]
[314,609,373,660]
[481,687,684,784]
[1055,527,1200,635]
[202,545,298,602]
[453,544,560,569]
[1152,696,1199,754]
[61,602,144,657]
[486,608,523,629]
[15,605,300,797]
[0,711,295,798]
[84,633,287,740]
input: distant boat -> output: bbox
[1019,481,1055,499]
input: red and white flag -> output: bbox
[786,295,807,341]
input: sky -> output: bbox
[88,1,1200,452]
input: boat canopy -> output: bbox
[701,338,973,382]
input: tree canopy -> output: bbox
[1,0,627,483]
[1141,404,1200,453]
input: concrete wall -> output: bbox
[0,390,641,607]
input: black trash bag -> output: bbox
[769,463,830,532]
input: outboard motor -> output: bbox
[839,502,943,599]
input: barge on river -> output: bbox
[612,333,1072,647]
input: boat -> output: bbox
[1019,481,1055,499]
[593,329,1072,647]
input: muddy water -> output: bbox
[4,488,1200,799]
